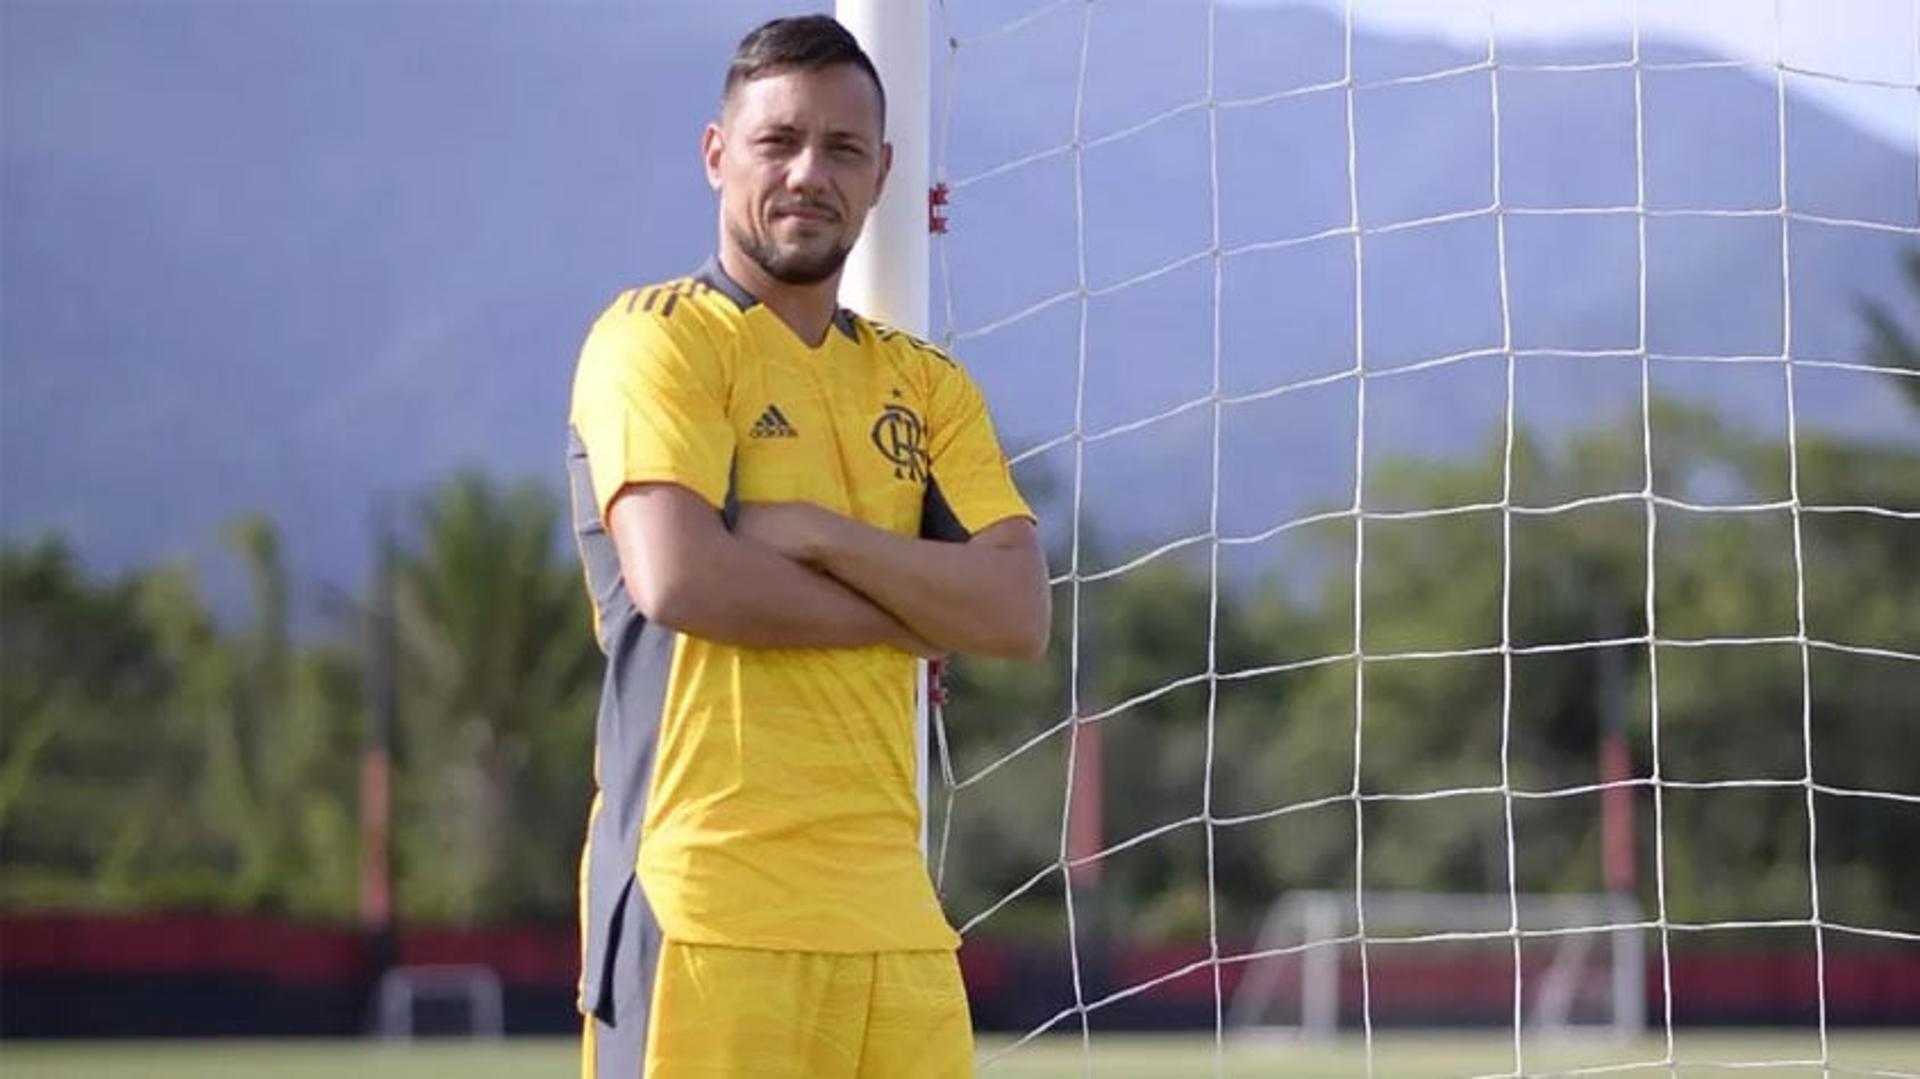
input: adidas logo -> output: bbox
[749,404,799,439]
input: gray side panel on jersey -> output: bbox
[588,872,657,1078]
[568,428,671,1064]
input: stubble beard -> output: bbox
[731,218,854,287]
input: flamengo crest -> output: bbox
[871,403,929,483]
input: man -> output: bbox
[566,14,1049,1078]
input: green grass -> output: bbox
[981,1031,1920,1077]
[4,1031,1917,1077]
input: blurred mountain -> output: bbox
[4,0,1915,607]
[932,2,1920,571]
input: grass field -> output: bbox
[6,1032,1919,1078]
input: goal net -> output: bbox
[902,0,1920,1075]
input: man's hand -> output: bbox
[735,500,841,566]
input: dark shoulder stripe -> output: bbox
[612,275,734,326]
[863,317,958,368]
[630,279,698,320]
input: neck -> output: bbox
[718,245,841,347]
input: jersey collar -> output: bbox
[697,256,860,343]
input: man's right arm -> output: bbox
[608,482,938,656]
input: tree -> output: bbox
[387,473,600,923]
[1,540,176,907]
[0,525,361,915]
[1,473,607,925]
[1861,246,1920,411]
[935,270,1920,945]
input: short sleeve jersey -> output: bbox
[567,259,1032,961]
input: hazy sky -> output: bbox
[1280,0,1920,147]
[3,0,1914,606]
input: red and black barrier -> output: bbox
[2,914,1915,1038]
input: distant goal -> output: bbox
[1228,891,1646,1042]
[371,963,505,1041]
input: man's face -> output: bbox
[705,65,890,287]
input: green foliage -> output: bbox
[934,261,1920,948]
[4,254,1915,935]
[387,474,599,923]
[1,526,360,915]
[6,410,1911,930]
[0,477,600,925]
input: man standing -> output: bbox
[566,15,1049,1077]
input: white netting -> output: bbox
[927,1,1919,1076]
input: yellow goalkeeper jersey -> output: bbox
[566,259,1031,1013]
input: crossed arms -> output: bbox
[607,484,1050,661]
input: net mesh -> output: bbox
[926,1,1920,1074]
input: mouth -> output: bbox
[772,204,841,226]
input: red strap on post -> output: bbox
[929,183,950,234]
[927,658,949,706]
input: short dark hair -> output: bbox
[722,15,886,132]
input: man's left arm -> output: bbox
[740,505,1048,660]
[737,359,1049,660]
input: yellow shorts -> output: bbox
[585,939,974,1078]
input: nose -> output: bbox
[785,144,829,194]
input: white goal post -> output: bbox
[836,0,938,853]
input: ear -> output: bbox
[873,140,894,203]
[701,122,725,192]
